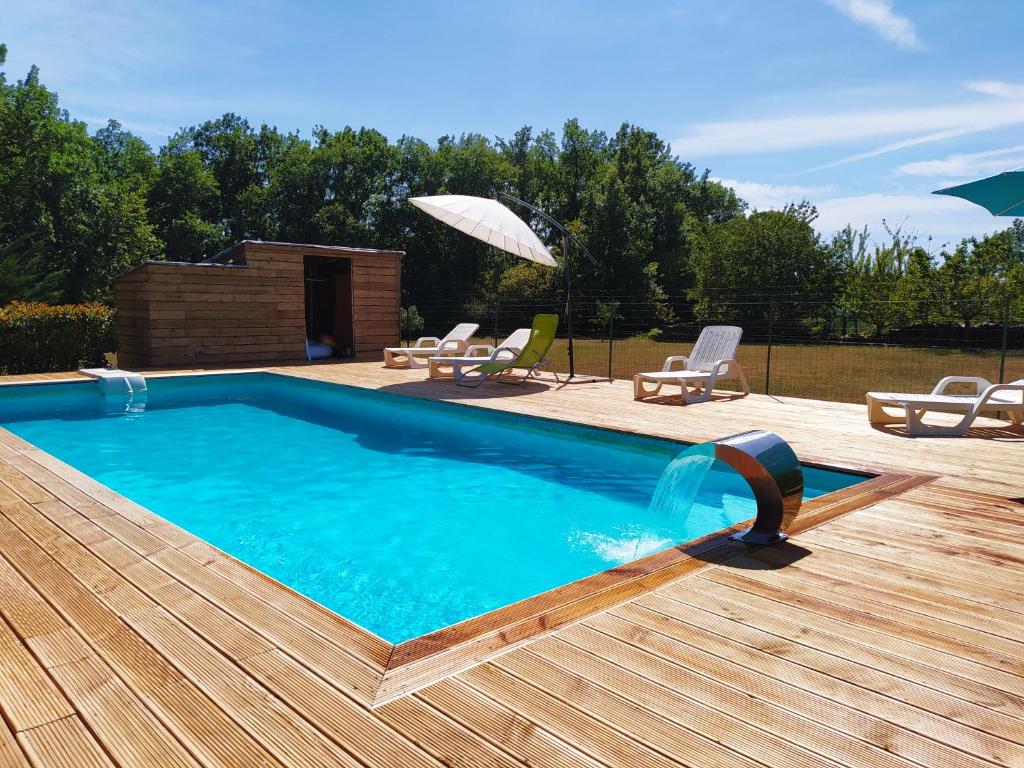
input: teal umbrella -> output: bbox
[933,167,1024,216]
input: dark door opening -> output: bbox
[304,256,354,358]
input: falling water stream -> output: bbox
[638,448,716,560]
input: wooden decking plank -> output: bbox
[241,649,446,768]
[873,499,1024,535]
[702,568,1023,676]
[831,512,1024,567]
[0,512,287,768]
[0,549,67,639]
[0,715,31,768]
[685,574,1024,701]
[25,627,94,670]
[123,608,366,768]
[0,535,209,767]
[545,627,923,768]
[623,595,1023,766]
[148,547,383,703]
[0,467,56,505]
[742,545,1024,640]
[654,582,1024,743]
[176,540,390,668]
[501,645,843,768]
[3,455,99,509]
[12,450,184,543]
[6,501,155,619]
[411,678,600,768]
[90,514,169,557]
[48,654,201,768]
[0,613,75,732]
[588,611,1002,768]
[674,576,1024,719]
[16,717,116,768]
[794,531,1024,616]
[820,521,1024,589]
[461,662,685,768]
[377,684,532,768]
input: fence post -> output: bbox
[764,298,775,396]
[602,313,610,382]
[493,302,499,348]
[999,293,1010,384]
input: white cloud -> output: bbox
[967,81,1024,99]
[712,179,1006,245]
[895,145,1024,178]
[715,178,835,209]
[672,81,1024,162]
[824,0,924,50]
[814,192,1004,245]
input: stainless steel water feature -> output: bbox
[689,430,803,545]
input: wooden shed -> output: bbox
[113,241,403,368]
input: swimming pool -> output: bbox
[0,373,861,643]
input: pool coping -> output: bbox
[0,369,937,706]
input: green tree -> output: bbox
[148,151,224,261]
[689,202,838,321]
[936,226,1023,329]
[0,50,161,300]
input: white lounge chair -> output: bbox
[383,323,479,369]
[866,377,1024,436]
[427,328,532,380]
[633,325,750,404]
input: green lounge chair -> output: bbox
[455,314,559,387]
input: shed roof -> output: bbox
[204,240,405,265]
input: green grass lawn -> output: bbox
[471,335,1023,404]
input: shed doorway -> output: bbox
[304,255,354,358]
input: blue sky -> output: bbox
[3,0,1022,247]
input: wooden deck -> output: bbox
[0,361,1021,767]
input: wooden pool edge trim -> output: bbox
[371,470,936,706]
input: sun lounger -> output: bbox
[446,314,559,387]
[383,323,479,368]
[427,328,533,380]
[866,377,1024,436]
[633,325,749,404]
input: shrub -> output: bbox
[0,302,116,374]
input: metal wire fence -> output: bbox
[404,295,1023,404]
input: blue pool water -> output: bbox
[0,373,861,642]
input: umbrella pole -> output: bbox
[564,233,576,379]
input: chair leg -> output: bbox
[866,396,906,426]
[634,376,662,400]
[905,406,974,437]
[736,364,751,397]
[681,376,713,404]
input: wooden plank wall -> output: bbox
[114,242,402,368]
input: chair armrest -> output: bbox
[489,345,522,361]
[438,338,468,353]
[464,344,495,357]
[978,383,1024,405]
[710,358,739,374]
[662,355,690,372]
[415,336,442,348]
[932,376,991,395]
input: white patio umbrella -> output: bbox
[409,193,601,380]
[408,195,557,267]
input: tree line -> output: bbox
[1,43,1021,338]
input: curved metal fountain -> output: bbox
[686,429,803,545]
